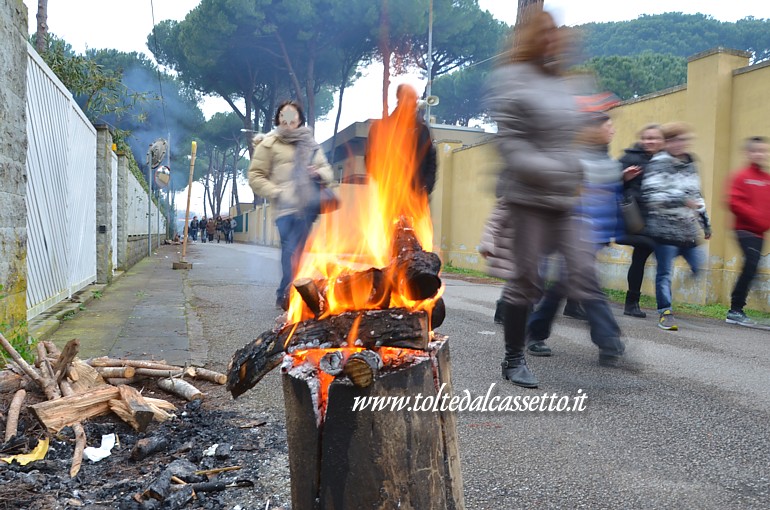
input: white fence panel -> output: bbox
[66,105,97,295]
[25,44,97,319]
[126,172,166,236]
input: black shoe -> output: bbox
[500,302,539,388]
[275,295,289,311]
[623,301,647,318]
[501,358,539,388]
[526,341,552,357]
[563,300,588,321]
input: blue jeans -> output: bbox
[654,243,703,313]
[275,212,317,301]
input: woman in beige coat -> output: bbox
[248,101,334,310]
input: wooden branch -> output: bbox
[88,357,177,371]
[42,341,61,357]
[0,333,47,390]
[69,360,106,394]
[95,366,137,379]
[30,385,120,433]
[187,367,227,385]
[53,339,80,384]
[36,343,61,399]
[109,385,154,432]
[0,370,28,394]
[60,380,86,478]
[156,378,203,401]
[104,377,140,386]
[4,389,26,441]
[134,368,184,379]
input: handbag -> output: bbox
[305,147,341,215]
[620,194,644,234]
[315,180,340,214]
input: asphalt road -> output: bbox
[131,241,770,508]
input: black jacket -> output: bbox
[619,143,654,218]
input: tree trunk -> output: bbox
[282,338,464,510]
[35,0,48,53]
[231,150,240,215]
[275,33,305,105]
[380,1,392,119]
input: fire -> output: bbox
[287,102,435,322]
[280,93,441,425]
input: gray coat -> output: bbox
[486,63,582,212]
[479,200,515,280]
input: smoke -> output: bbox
[99,64,203,192]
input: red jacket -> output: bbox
[728,163,770,236]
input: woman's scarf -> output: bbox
[276,125,318,213]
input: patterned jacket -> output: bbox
[641,152,711,246]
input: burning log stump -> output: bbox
[282,337,464,510]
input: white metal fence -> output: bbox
[127,173,166,236]
[25,44,166,319]
[25,44,97,319]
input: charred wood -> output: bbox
[294,277,323,317]
[342,350,382,388]
[131,436,170,461]
[431,296,446,329]
[227,331,284,399]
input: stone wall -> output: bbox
[0,0,28,334]
[95,127,114,283]
[126,235,164,270]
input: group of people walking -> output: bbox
[188,215,236,244]
[482,5,770,388]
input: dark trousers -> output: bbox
[730,230,764,311]
[616,234,655,301]
[275,212,316,300]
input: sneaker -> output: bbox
[658,310,678,331]
[726,309,756,326]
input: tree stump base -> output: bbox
[282,338,464,510]
[172,261,193,270]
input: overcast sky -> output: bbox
[22,0,770,213]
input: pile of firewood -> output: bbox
[0,334,226,477]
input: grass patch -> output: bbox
[443,263,770,321]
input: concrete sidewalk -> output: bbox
[33,244,205,366]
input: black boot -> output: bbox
[563,299,588,321]
[501,302,538,388]
[623,291,646,318]
[493,299,504,325]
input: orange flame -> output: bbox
[286,101,435,322]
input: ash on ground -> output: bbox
[0,383,291,509]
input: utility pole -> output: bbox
[516,0,544,26]
[426,0,433,125]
